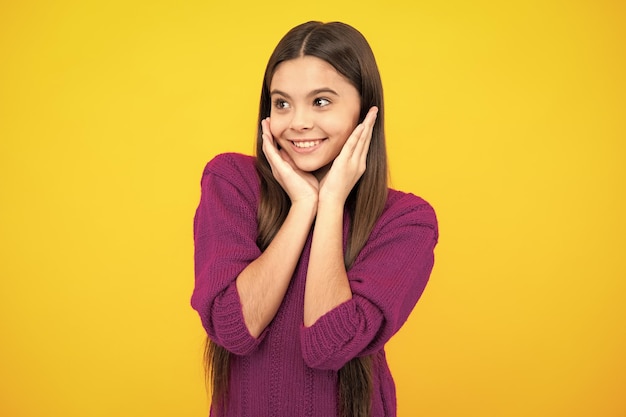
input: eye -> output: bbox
[273,98,290,110]
[313,97,331,107]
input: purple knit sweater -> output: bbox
[191,153,438,417]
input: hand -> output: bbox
[319,106,378,204]
[261,117,319,204]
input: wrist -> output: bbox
[317,190,347,208]
[290,197,318,219]
[316,197,345,217]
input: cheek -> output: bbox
[327,119,356,143]
[326,109,359,138]
[269,115,287,139]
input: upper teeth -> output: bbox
[293,141,320,148]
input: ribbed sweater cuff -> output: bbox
[300,300,362,370]
[213,284,263,355]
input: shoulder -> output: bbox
[200,153,259,200]
[202,152,257,180]
[373,189,439,242]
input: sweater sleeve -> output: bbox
[300,194,438,370]
[190,153,265,355]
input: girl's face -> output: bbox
[269,56,361,179]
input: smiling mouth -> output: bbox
[292,139,323,149]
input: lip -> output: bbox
[289,138,326,153]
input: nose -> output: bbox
[289,107,313,131]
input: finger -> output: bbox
[349,107,378,153]
[278,147,298,171]
[261,119,283,167]
[359,107,378,141]
[261,121,274,154]
[326,107,379,164]
[261,117,272,139]
[339,123,365,159]
[261,120,305,183]
[353,107,378,158]
[363,106,378,126]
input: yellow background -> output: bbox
[1,1,624,416]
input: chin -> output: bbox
[289,153,334,175]
[295,161,324,173]
[301,162,332,179]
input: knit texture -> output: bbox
[191,153,438,417]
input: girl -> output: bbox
[192,21,438,417]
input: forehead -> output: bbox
[270,56,353,92]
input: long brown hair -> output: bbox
[206,21,388,417]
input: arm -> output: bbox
[301,201,438,370]
[236,199,316,338]
[303,107,377,326]
[237,118,319,337]
[191,153,316,352]
[303,199,352,327]
[191,154,265,354]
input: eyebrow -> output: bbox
[270,88,339,98]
